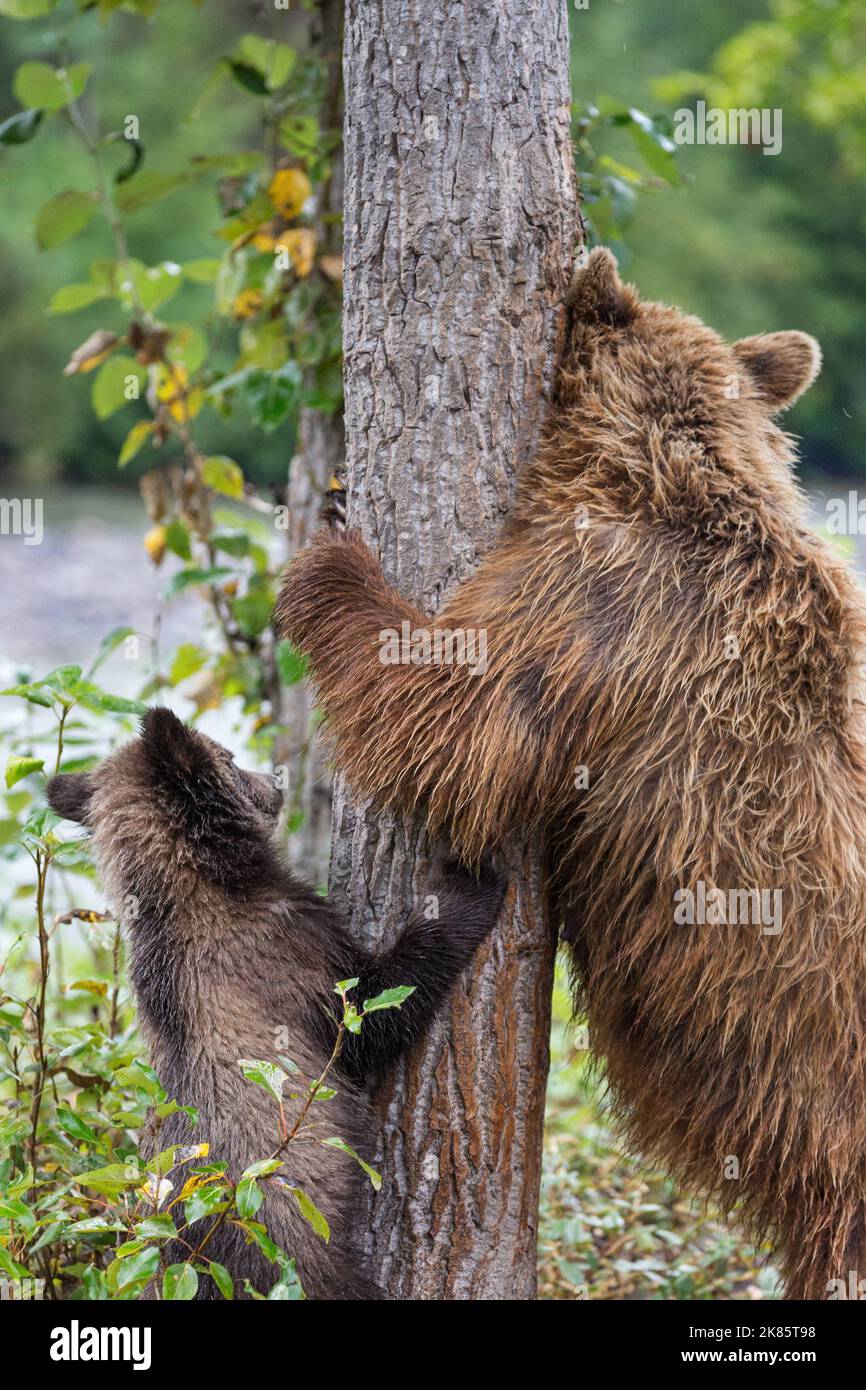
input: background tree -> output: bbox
[329,0,577,1299]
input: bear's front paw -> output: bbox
[274,532,358,647]
[427,848,509,924]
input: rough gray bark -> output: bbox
[282,409,343,887]
[332,0,577,1298]
[280,0,345,886]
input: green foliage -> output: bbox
[538,958,779,1301]
[0,0,341,486]
[573,98,685,251]
[657,0,866,174]
[0,0,345,780]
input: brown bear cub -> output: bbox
[47,708,504,1300]
[276,248,866,1299]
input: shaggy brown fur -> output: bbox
[47,709,504,1300]
[275,248,866,1300]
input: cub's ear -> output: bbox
[47,772,94,826]
[140,707,210,785]
[566,246,638,329]
[733,331,821,412]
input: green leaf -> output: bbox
[184,1183,228,1225]
[321,1137,382,1191]
[115,168,196,216]
[5,756,44,788]
[163,566,234,600]
[115,1244,159,1290]
[237,1058,288,1104]
[77,689,148,716]
[236,35,296,90]
[235,1177,263,1218]
[209,1261,233,1300]
[0,108,43,146]
[287,1186,330,1243]
[275,640,307,687]
[65,1215,126,1237]
[210,527,251,558]
[41,663,82,693]
[267,1258,304,1300]
[363,985,416,1014]
[202,454,244,499]
[169,644,207,685]
[0,682,53,708]
[334,977,359,995]
[279,115,319,158]
[182,256,221,284]
[227,60,269,95]
[35,189,96,251]
[0,1196,36,1230]
[244,362,301,431]
[51,838,91,867]
[118,259,183,313]
[164,519,192,561]
[75,1164,143,1195]
[13,61,89,112]
[626,111,682,185]
[55,1106,99,1144]
[118,419,153,467]
[165,324,207,373]
[0,0,60,18]
[163,1262,198,1299]
[231,590,272,639]
[92,354,145,420]
[241,1158,283,1181]
[134,1214,177,1240]
[88,625,136,675]
[48,281,106,314]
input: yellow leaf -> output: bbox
[276,227,316,278]
[232,288,264,319]
[156,365,203,421]
[144,524,167,566]
[118,420,154,469]
[267,167,311,219]
[65,979,109,998]
[251,227,277,252]
[63,330,119,377]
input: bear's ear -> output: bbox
[567,246,638,329]
[47,772,94,826]
[733,331,821,412]
[140,707,211,785]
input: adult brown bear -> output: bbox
[276,247,866,1299]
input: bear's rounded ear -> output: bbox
[140,706,205,778]
[733,331,821,412]
[47,772,94,826]
[567,246,638,329]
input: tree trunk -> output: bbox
[279,0,345,887]
[333,0,577,1299]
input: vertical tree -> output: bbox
[281,0,345,886]
[330,1,578,1298]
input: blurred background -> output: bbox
[0,0,862,1300]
